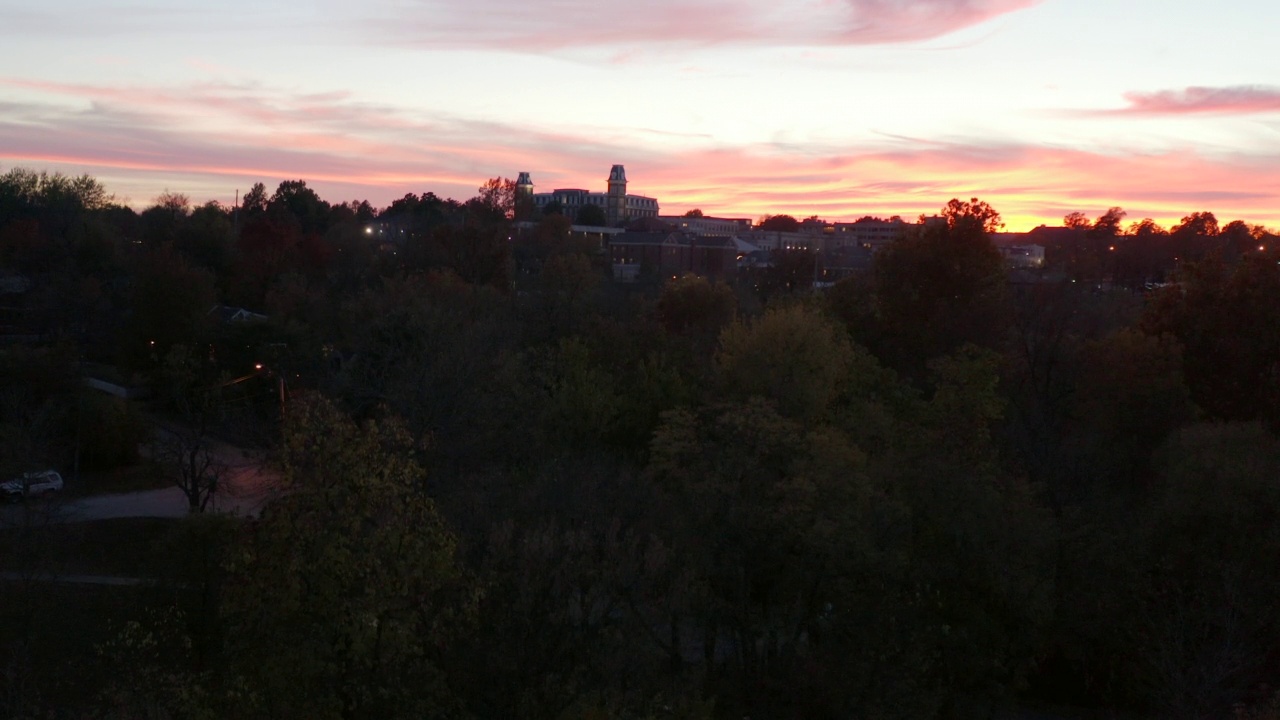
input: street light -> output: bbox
[222,363,288,408]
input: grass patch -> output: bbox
[0,581,173,712]
[80,360,142,387]
[0,515,245,716]
[0,516,181,578]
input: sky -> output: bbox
[2,0,1280,231]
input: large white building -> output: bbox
[517,165,659,226]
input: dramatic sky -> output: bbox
[3,0,1279,230]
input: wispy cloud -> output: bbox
[7,0,1040,50]
[0,78,644,203]
[2,4,329,40]
[369,0,1042,52]
[1109,85,1280,116]
[835,0,1041,43]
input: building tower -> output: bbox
[606,164,627,226]
[515,171,534,221]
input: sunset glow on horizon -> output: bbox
[4,0,1280,232]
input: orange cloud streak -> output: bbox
[4,78,1278,230]
[632,145,1280,230]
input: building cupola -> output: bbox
[607,165,627,225]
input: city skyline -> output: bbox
[3,0,1280,231]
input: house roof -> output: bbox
[609,231,678,247]
[0,273,31,295]
[209,305,268,323]
[690,235,736,249]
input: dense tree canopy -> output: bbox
[220,395,471,718]
[836,198,1010,380]
[5,170,1280,720]
[575,202,608,226]
[1142,255,1280,428]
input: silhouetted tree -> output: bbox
[120,247,216,373]
[470,177,515,221]
[940,197,1004,233]
[576,202,607,227]
[1114,218,1169,287]
[655,274,736,349]
[857,200,1010,379]
[239,182,268,218]
[1064,211,1090,230]
[757,214,800,232]
[1169,210,1220,264]
[1142,255,1280,428]
[753,248,815,300]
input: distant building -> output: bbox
[829,218,910,251]
[517,165,660,226]
[998,244,1046,269]
[608,231,681,282]
[736,230,816,252]
[658,215,752,236]
[609,231,738,282]
[740,217,912,253]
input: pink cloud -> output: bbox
[1112,85,1280,115]
[372,0,1041,51]
[835,0,1042,43]
[0,78,639,204]
[3,78,1279,231]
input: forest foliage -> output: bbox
[2,168,1279,719]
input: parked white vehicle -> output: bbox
[1,470,64,500]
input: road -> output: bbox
[3,431,281,525]
[86,431,281,520]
